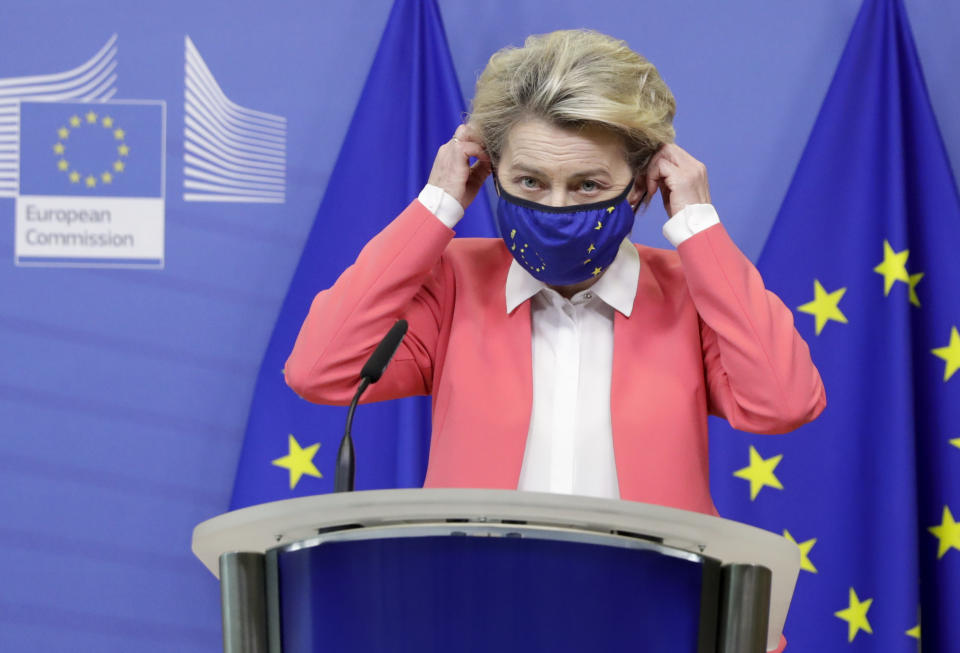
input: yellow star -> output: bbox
[85,110,97,123]
[908,272,924,307]
[53,142,65,155]
[583,258,592,265]
[509,229,516,239]
[606,206,615,213]
[102,116,114,128]
[113,128,125,140]
[797,280,848,335]
[873,240,910,295]
[101,171,112,184]
[271,434,322,489]
[118,144,130,156]
[69,115,81,127]
[594,220,603,230]
[950,437,960,450]
[783,530,817,573]
[733,445,783,500]
[57,160,69,171]
[928,505,960,559]
[906,624,920,639]
[592,266,602,277]
[113,160,125,173]
[932,326,960,382]
[69,171,80,183]
[57,127,69,139]
[834,588,873,642]
[587,243,596,253]
[85,175,96,188]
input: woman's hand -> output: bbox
[645,144,712,218]
[427,123,492,210]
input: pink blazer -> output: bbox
[284,199,826,516]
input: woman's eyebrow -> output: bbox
[511,163,612,178]
[511,163,548,176]
[568,168,612,179]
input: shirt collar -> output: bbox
[505,238,640,317]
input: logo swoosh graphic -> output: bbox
[183,36,287,203]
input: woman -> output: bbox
[284,29,825,515]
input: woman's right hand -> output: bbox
[426,123,491,210]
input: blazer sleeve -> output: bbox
[676,223,826,434]
[283,199,455,406]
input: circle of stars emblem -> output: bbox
[52,110,129,189]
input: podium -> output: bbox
[192,489,799,653]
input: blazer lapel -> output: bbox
[611,249,666,498]
[496,279,534,488]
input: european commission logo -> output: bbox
[16,100,166,268]
[2,33,284,268]
[0,35,167,268]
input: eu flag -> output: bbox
[710,0,960,650]
[230,0,494,508]
[19,101,163,198]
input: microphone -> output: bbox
[360,319,409,383]
[334,319,409,493]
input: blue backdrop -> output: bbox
[0,1,958,651]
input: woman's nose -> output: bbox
[544,189,572,207]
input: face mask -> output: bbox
[494,178,640,286]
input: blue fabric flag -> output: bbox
[230,0,494,509]
[709,0,960,650]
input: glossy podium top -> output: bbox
[193,489,800,650]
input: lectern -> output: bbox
[192,489,799,653]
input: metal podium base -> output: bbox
[220,552,268,653]
[219,526,772,653]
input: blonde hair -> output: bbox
[468,29,676,174]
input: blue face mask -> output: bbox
[494,178,640,286]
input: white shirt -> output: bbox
[418,184,719,499]
[508,238,638,498]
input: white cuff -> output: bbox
[418,184,465,229]
[662,204,721,247]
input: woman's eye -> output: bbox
[580,180,598,192]
[520,177,539,189]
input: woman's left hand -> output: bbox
[645,144,712,218]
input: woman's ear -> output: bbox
[628,173,647,211]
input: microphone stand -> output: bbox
[334,377,370,493]
[332,319,407,494]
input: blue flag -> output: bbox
[19,101,163,198]
[710,0,960,650]
[230,0,495,509]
